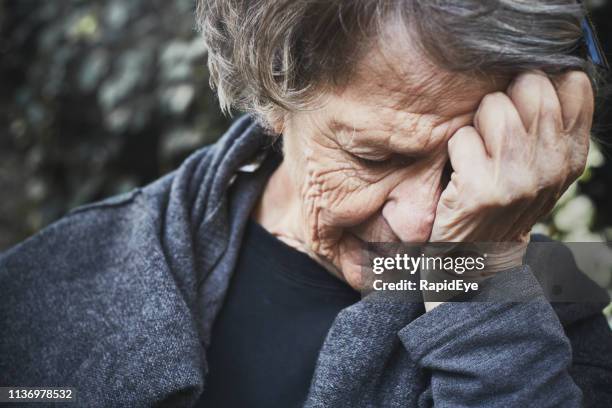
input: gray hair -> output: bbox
[196,0,598,127]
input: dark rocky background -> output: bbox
[0,0,611,303]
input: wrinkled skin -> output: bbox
[254,38,593,291]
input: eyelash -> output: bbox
[351,153,418,168]
[350,153,389,167]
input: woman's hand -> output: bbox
[424,70,594,311]
[430,70,594,244]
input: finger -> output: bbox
[506,70,563,135]
[473,91,527,158]
[506,73,566,186]
[551,70,594,134]
[551,71,592,187]
[447,126,487,174]
[563,138,589,194]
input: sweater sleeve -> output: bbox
[398,267,583,408]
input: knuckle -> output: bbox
[507,75,525,94]
[509,71,544,93]
[449,126,472,148]
[475,93,509,128]
[567,149,588,179]
[480,91,507,107]
[570,158,587,179]
[455,125,475,135]
[452,125,472,139]
[563,70,592,94]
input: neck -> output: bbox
[252,160,305,251]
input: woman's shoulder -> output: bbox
[1,186,147,269]
[0,175,202,391]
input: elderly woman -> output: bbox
[1,0,612,407]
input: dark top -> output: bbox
[199,219,360,408]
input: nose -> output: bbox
[381,165,444,242]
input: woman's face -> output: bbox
[277,43,508,286]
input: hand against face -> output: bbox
[430,70,594,243]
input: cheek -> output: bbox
[300,154,397,232]
[295,146,400,228]
[316,175,389,226]
[300,164,393,259]
[282,128,395,260]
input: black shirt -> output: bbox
[199,219,360,407]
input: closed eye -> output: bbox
[347,152,390,167]
[348,151,417,168]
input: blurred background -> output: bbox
[0,0,611,305]
[0,0,231,251]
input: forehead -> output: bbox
[349,32,508,116]
[322,31,508,153]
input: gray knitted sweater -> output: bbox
[1,115,611,407]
